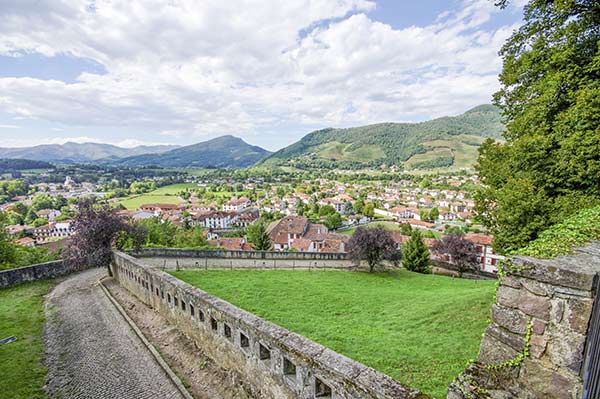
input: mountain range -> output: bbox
[0,104,503,170]
[0,142,178,164]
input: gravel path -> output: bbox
[44,268,185,399]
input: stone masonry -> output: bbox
[448,242,600,399]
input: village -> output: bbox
[1,172,503,275]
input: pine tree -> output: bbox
[247,222,272,251]
[402,230,430,273]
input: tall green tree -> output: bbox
[476,0,600,253]
[246,222,272,251]
[402,230,430,273]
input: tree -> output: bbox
[402,230,430,273]
[476,0,600,253]
[318,205,336,217]
[246,222,272,251]
[429,207,439,221]
[324,212,343,230]
[363,203,375,218]
[353,197,365,214]
[432,234,479,277]
[419,209,430,222]
[63,199,143,274]
[400,223,412,236]
[347,227,400,272]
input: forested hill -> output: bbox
[261,104,503,170]
[115,135,272,168]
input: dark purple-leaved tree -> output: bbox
[347,227,400,272]
[64,199,144,275]
[431,233,479,277]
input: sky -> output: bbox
[0,0,525,151]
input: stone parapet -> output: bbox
[448,242,600,399]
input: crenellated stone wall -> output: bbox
[448,242,600,399]
[111,250,428,399]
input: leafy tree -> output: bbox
[432,234,479,277]
[63,199,143,274]
[402,230,430,273]
[31,194,54,211]
[400,223,412,236]
[353,197,365,214]
[324,212,343,230]
[419,209,430,222]
[429,207,439,221]
[246,222,272,250]
[347,227,400,272]
[363,203,375,218]
[318,205,336,217]
[476,0,600,253]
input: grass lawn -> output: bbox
[170,270,495,398]
[0,280,55,399]
[151,183,198,195]
[339,221,403,235]
[117,194,184,210]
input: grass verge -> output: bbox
[0,280,55,399]
[170,269,495,398]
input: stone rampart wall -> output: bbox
[111,250,427,399]
[0,260,69,289]
[130,248,363,271]
[448,242,600,399]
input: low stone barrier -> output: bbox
[130,248,362,271]
[112,250,428,399]
[0,260,68,288]
[448,242,600,399]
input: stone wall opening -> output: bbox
[224,323,232,339]
[283,357,296,378]
[240,332,249,348]
[315,377,332,398]
[210,317,218,331]
[259,343,270,360]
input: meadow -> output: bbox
[0,280,55,399]
[170,269,495,398]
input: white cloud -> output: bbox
[0,0,521,148]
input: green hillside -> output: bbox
[262,104,503,170]
[116,135,272,169]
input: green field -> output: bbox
[316,141,385,162]
[117,194,183,210]
[0,280,55,399]
[404,134,486,171]
[150,183,198,195]
[170,270,495,398]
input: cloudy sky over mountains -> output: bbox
[0,0,524,150]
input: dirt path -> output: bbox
[44,268,185,399]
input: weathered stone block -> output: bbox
[492,305,528,335]
[520,278,551,297]
[500,275,522,289]
[529,334,547,359]
[518,290,551,320]
[478,333,520,364]
[546,331,586,374]
[496,286,520,309]
[486,324,525,352]
[566,297,594,334]
[551,299,565,324]
[519,359,580,399]
[531,319,546,335]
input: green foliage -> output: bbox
[263,105,503,170]
[318,204,336,217]
[516,205,600,258]
[246,222,272,250]
[476,0,600,252]
[429,207,439,221]
[0,279,55,399]
[402,230,430,273]
[171,269,495,398]
[363,202,375,218]
[0,180,28,204]
[324,212,343,230]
